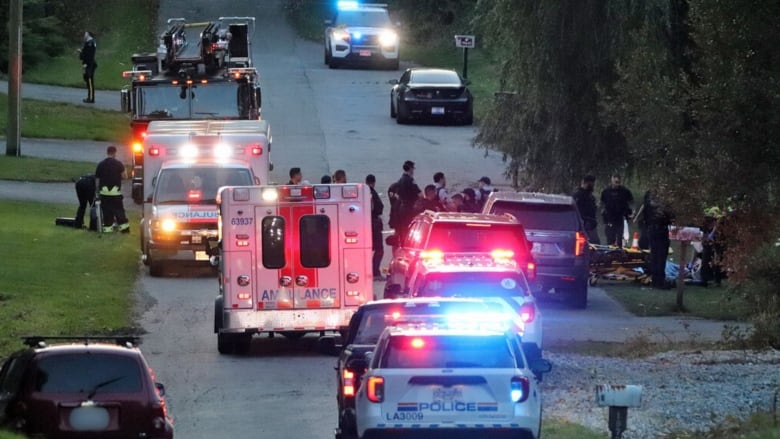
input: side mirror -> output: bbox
[120,88,131,113]
[383,283,402,299]
[318,335,343,356]
[529,358,553,376]
[387,79,399,85]
[346,357,368,372]
[154,382,166,397]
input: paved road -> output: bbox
[1,2,745,438]
[0,80,121,111]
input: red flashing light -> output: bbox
[410,337,425,349]
[345,238,358,244]
[491,249,515,260]
[367,376,385,403]
[149,146,161,156]
[132,142,143,154]
[391,311,401,320]
[187,190,202,201]
[236,240,250,247]
[237,292,251,300]
[526,262,536,280]
[200,79,208,84]
[575,232,587,256]
[343,370,356,397]
[519,303,535,324]
[420,249,444,262]
[250,144,263,155]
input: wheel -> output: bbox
[386,58,399,70]
[149,253,165,277]
[390,94,396,118]
[328,57,339,69]
[217,333,235,355]
[462,111,473,125]
[396,101,409,124]
[568,282,588,309]
[233,334,252,355]
[214,296,224,334]
[324,47,331,65]
[280,331,306,340]
[338,411,358,439]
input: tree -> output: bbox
[0,0,69,72]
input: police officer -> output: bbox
[573,175,599,244]
[600,173,634,247]
[74,174,96,230]
[95,146,129,233]
[79,31,97,103]
[642,189,674,289]
[366,174,385,281]
[393,160,421,247]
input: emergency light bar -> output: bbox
[386,312,513,333]
[228,67,257,78]
[122,70,153,80]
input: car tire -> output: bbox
[149,256,164,277]
[387,58,399,70]
[325,47,331,65]
[280,331,306,340]
[214,296,224,334]
[569,282,588,309]
[328,57,339,69]
[338,412,358,439]
[217,333,235,355]
[462,111,474,126]
[233,334,252,355]
[396,101,409,124]
[390,94,396,118]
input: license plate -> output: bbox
[69,406,110,431]
[433,387,463,402]
[531,242,558,255]
[191,234,202,244]
[195,251,209,261]
[431,107,445,115]
[359,50,371,57]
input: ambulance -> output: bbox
[213,184,373,355]
[140,119,272,277]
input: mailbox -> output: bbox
[595,384,643,408]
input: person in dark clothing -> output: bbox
[573,175,599,244]
[642,189,674,289]
[366,174,385,281]
[78,31,97,103]
[320,174,332,184]
[414,185,443,214]
[333,169,347,183]
[95,145,129,233]
[74,174,96,230]
[600,173,633,247]
[393,160,421,247]
[700,207,725,287]
[460,188,480,213]
[287,167,302,185]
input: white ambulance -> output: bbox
[140,120,272,276]
[213,184,373,355]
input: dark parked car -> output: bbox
[0,336,173,438]
[483,192,591,308]
[389,68,473,125]
[330,297,504,439]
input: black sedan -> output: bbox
[389,68,473,125]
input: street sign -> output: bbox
[454,35,475,49]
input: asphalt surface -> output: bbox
[1,1,747,438]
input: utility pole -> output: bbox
[6,0,23,157]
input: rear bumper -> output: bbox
[404,100,470,119]
[220,308,357,333]
[360,426,536,439]
[535,258,589,291]
[332,45,398,62]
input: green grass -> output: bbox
[0,200,140,357]
[0,431,27,439]
[542,418,604,438]
[665,414,780,439]
[0,94,129,141]
[0,156,94,182]
[601,280,753,320]
[22,0,159,90]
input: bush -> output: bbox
[734,236,780,348]
[0,0,69,72]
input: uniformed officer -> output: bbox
[642,189,674,289]
[366,174,385,281]
[74,174,96,230]
[95,146,129,233]
[78,31,97,103]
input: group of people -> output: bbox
[74,146,130,233]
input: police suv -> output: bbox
[353,316,552,439]
[324,2,400,70]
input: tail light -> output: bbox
[149,146,161,156]
[575,232,587,256]
[367,376,385,403]
[250,144,263,155]
[519,303,535,324]
[510,376,530,403]
[343,369,356,397]
[526,262,536,280]
[410,337,425,349]
[420,249,444,264]
[490,248,514,261]
[132,142,143,154]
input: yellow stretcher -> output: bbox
[588,244,651,286]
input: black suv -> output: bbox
[330,298,503,439]
[0,336,173,439]
[385,211,534,298]
[483,192,590,308]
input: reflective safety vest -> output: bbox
[100,185,121,196]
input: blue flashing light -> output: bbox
[352,31,363,40]
[337,1,359,10]
[510,388,524,403]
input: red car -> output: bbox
[0,336,173,438]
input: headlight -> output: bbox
[333,29,350,41]
[161,219,177,232]
[179,143,198,160]
[379,30,398,47]
[214,143,233,159]
[262,188,278,201]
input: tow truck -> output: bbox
[120,16,262,204]
[213,184,373,355]
[140,119,272,277]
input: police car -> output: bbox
[353,317,552,439]
[324,2,400,70]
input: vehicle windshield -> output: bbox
[426,223,527,254]
[382,335,517,369]
[352,301,493,345]
[34,353,143,393]
[417,271,531,297]
[410,71,460,85]
[490,201,581,231]
[135,82,249,119]
[154,168,252,204]
[336,10,391,27]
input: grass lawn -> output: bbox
[21,0,159,90]
[0,200,140,357]
[0,94,129,142]
[0,156,94,182]
[542,419,604,438]
[601,280,753,320]
[0,431,26,439]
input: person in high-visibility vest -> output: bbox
[95,146,129,233]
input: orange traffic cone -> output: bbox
[630,232,640,250]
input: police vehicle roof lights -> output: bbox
[386,311,513,333]
[122,69,153,80]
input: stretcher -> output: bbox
[588,244,651,286]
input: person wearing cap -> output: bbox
[365,174,385,281]
[78,31,97,103]
[95,146,129,233]
[476,176,495,209]
[433,172,450,209]
[573,175,599,244]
